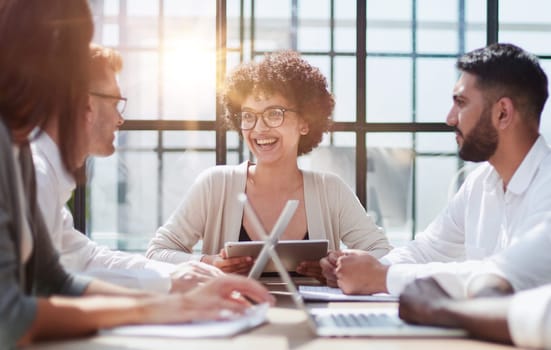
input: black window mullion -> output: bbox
[216,0,228,165]
[356,0,367,208]
[487,0,499,44]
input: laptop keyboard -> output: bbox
[314,312,405,328]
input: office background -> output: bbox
[80,0,551,251]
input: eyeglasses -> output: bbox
[235,107,298,130]
[89,91,127,114]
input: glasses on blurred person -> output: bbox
[236,107,298,130]
[89,91,127,115]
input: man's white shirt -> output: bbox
[381,136,551,295]
[31,132,175,293]
[509,284,551,349]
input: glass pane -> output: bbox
[227,0,244,49]
[127,0,159,16]
[500,0,551,23]
[367,0,411,53]
[368,148,413,244]
[164,16,215,49]
[417,29,457,54]
[335,0,356,21]
[415,155,459,235]
[254,0,292,51]
[226,130,241,150]
[121,51,159,119]
[89,151,159,251]
[366,133,412,148]
[367,0,411,21]
[538,60,551,141]
[334,27,355,52]
[163,130,216,149]
[465,0,486,22]
[101,23,120,47]
[498,31,551,56]
[103,0,119,16]
[335,0,356,52]
[226,52,242,74]
[298,26,330,52]
[162,151,215,221]
[164,0,215,17]
[299,132,357,188]
[162,47,216,120]
[365,133,414,244]
[89,130,221,251]
[500,0,551,55]
[465,0,486,51]
[118,130,159,150]
[367,28,411,53]
[416,58,457,122]
[333,56,356,122]
[298,0,329,51]
[416,132,457,154]
[417,0,457,22]
[366,57,412,122]
[124,18,159,47]
[465,29,486,52]
[417,0,459,54]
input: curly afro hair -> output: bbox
[221,51,334,156]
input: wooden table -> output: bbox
[23,280,518,350]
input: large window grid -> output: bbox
[82,0,551,250]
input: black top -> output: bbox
[238,224,309,241]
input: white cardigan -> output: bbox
[146,162,391,263]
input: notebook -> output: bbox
[241,194,468,338]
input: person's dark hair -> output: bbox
[221,51,335,156]
[457,43,548,125]
[0,0,93,179]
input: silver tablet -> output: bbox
[225,239,329,273]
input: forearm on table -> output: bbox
[83,278,153,297]
[19,295,145,345]
[444,298,512,344]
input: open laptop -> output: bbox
[241,194,468,338]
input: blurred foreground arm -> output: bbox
[399,276,551,348]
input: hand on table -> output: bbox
[335,251,389,295]
[143,274,275,323]
[170,260,225,293]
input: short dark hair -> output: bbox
[221,51,335,156]
[457,43,548,125]
[0,0,93,178]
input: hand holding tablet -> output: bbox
[224,239,329,274]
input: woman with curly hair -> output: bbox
[147,51,391,280]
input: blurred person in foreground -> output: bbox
[0,1,273,348]
[399,275,551,349]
